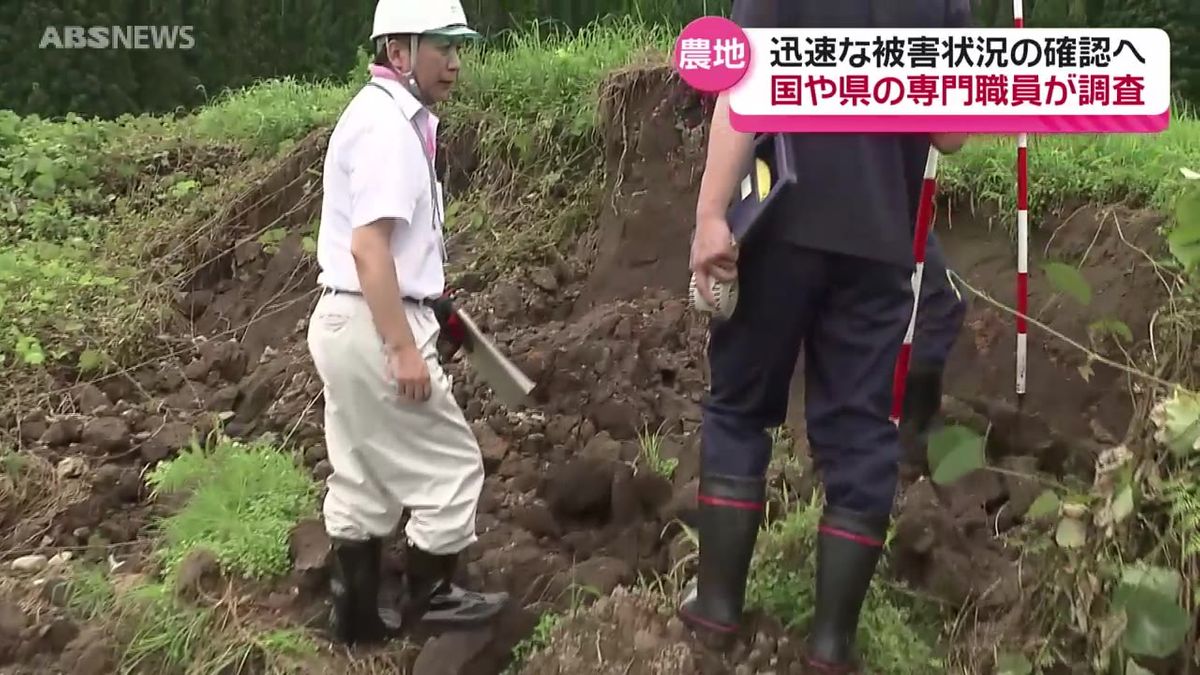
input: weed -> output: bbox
[0,446,27,476]
[636,420,678,479]
[61,563,324,675]
[505,611,564,673]
[62,562,117,621]
[1163,471,1200,558]
[118,581,215,674]
[55,433,323,674]
[144,435,319,582]
[745,491,944,674]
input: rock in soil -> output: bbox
[80,417,130,454]
[542,457,616,523]
[11,555,49,574]
[289,518,331,589]
[58,627,117,675]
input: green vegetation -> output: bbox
[941,105,1200,218]
[746,491,944,674]
[637,421,680,479]
[145,435,320,582]
[61,436,322,674]
[921,163,1200,673]
[505,611,565,674]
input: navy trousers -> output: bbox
[913,233,967,369]
[701,239,914,517]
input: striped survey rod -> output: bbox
[1014,0,1030,406]
[890,146,941,425]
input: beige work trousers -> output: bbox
[306,290,484,555]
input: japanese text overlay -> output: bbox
[673,18,1171,133]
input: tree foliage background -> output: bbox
[0,0,1194,120]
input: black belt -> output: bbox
[321,286,437,307]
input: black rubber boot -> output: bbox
[899,362,944,471]
[328,537,401,645]
[677,472,766,647]
[401,541,509,628]
[804,507,890,674]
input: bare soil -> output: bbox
[0,64,1172,675]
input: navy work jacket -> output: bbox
[730,0,974,269]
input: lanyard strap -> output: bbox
[364,82,442,231]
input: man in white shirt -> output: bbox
[307,0,507,646]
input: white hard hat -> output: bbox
[371,0,481,41]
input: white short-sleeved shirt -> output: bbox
[315,75,446,300]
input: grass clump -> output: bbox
[746,492,945,675]
[504,610,564,674]
[635,421,679,479]
[56,435,323,674]
[186,76,355,155]
[63,563,320,675]
[145,435,320,582]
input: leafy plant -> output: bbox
[926,424,987,484]
[1167,167,1200,276]
[1042,261,1092,306]
[1150,388,1200,458]
[1109,565,1192,660]
[504,611,564,673]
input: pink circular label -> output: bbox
[672,16,751,93]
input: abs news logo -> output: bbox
[40,25,196,50]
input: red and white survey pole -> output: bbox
[890,147,941,425]
[1014,0,1030,406]
[889,3,1030,424]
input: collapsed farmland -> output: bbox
[2,18,1200,675]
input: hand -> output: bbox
[386,344,431,402]
[930,132,969,155]
[690,213,739,307]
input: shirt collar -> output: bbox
[367,64,439,158]
[367,64,437,126]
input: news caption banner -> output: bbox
[672,16,1171,133]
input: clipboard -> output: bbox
[725,133,796,246]
[455,309,536,409]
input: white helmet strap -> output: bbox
[380,33,433,106]
[404,34,427,102]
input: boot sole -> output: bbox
[420,604,507,626]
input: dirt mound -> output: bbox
[571,65,708,315]
[519,586,811,675]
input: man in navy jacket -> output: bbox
[679,1,973,671]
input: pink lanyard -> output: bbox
[421,118,436,161]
